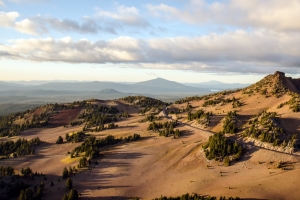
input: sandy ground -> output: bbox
[1,96,300,200]
[2,120,300,200]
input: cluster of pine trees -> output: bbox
[174,96,202,104]
[231,97,242,108]
[0,166,14,176]
[277,92,300,112]
[203,97,240,108]
[121,96,167,113]
[0,102,79,138]
[147,121,181,137]
[62,166,77,179]
[140,113,159,122]
[18,182,44,200]
[222,111,237,134]
[0,113,48,137]
[80,113,118,126]
[65,132,85,143]
[83,104,119,114]
[175,89,242,104]
[203,133,243,164]
[0,166,47,200]
[0,137,41,158]
[71,134,141,159]
[62,188,79,200]
[243,111,290,146]
[187,109,212,127]
[61,167,79,200]
[75,103,122,132]
[147,121,178,132]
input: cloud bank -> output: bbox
[0,4,150,35]
[146,0,300,32]
[1,29,299,74]
[1,0,299,75]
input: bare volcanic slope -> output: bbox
[1,74,300,199]
[174,71,300,149]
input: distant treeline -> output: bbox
[0,137,42,159]
[71,134,141,159]
[121,96,167,113]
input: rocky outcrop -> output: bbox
[245,137,295,154]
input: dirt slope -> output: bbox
[1,72,300,199]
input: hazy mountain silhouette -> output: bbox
[0,78,209,93]
[0,81,25,91]
[185,80,250,90]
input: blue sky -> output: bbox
[0,0,299,83]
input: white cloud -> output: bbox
[96,4,149,28]
[0,4,150,35]
[15,19,39,35]
[147,0,300,32]
[1,36,145,63]
[0,12,19,26]
[0,0,4,6]
[0,11,42,34]
[1,30,299,74]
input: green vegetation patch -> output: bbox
[187,109,212,127]
[121,96,167,114]
[222,111,237,134]
[277,92,300,112]
[0,137,42,159]
[203,133,244,165]
[71,134,141,159]
[243,111,295,147]
[0,166,46,200]
[148,121,181,137]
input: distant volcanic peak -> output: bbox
[99,88,121,94]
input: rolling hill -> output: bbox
[0,71,300,199]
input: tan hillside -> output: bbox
[1,72,300,200]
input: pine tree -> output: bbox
[56,136,64,144]
[62,193,68,200]
[224,156,230,166]
[18,190,25,200]
[68,166,73,177]
[66,177,73,189]
[68,188,79,200]
[62,167,68,179]
[36,188,43,200]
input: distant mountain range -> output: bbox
[184,80,250,90]
[0,78,210,93]
[0,78,251,104]
[1,78,249,92]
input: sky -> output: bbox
[0,0,300,83]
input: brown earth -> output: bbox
[49,107,82,127]
[2,72,300,199]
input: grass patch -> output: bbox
[60,156,81,164]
